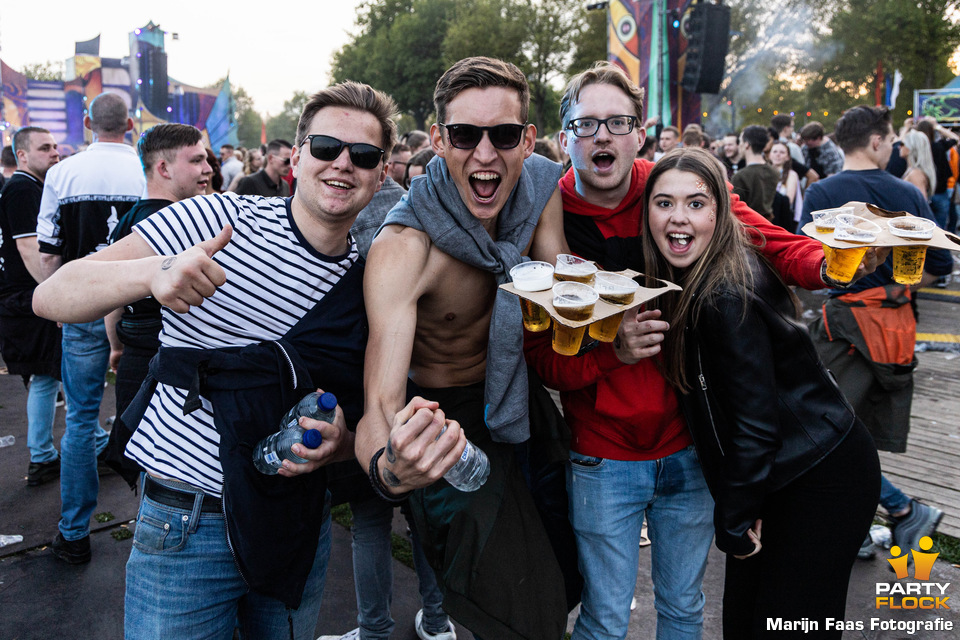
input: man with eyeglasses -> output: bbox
[523,62,873,640]
[235,138,293,197]
[358,56,574,640]
[32,81,423,640]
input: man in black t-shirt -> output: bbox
[235,138,293,196]
[0,126,62,486]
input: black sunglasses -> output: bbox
[440,123,527,150]
[302,135,385,170]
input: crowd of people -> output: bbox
[0,56,955,640]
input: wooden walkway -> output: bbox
[880,347,960,538]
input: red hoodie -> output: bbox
[524,159,825,461]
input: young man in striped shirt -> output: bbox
[33,81,431,640]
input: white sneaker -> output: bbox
[316,629,360,640]
[639,521,651,547]
[415,609,456,640]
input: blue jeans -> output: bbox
[59,320,111,540]
[879,474,911,515]
[27,374,59,463]
[349,496,448,639]
[125,478,332,640]
[568,446,714,640]
[946,188,958,233]
[930,191,950,229]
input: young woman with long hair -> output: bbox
[900,129,937,199]
[640,147,880,638]
[768,140,803,222]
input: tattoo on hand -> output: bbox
[161,257,177,270]
[382,467,401,487]
[385,439,396,464]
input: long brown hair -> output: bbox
[641,147,754,392]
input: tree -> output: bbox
[568,6,608,77]
[442,0,526,66]
[22,61,64,81]
[519,0,583,133]
[233,86,263,149]
[332,0,454,129]
[266,91,310,142]
[808,0,960,124]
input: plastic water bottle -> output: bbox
[0,534,24,547]
[278,392,337,430]
[252,392,337,475]
[253,425,324,475]
[444,439,490,491]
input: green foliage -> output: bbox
[808,0,960,125]
[933,532,960,566]
[111,527,133,541]
[231,86,263,149]
[568,7,608,77]
[266,91,311,143]
[21,61,64,81]
[94,512,115,523]
[700,0,960,135]
[332,0,453,129]
[331,0,589,132]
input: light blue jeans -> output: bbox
[59,320,111,540]
[27,374,59,463]
[568,446,714,640]
[349,496,448,639]
[125,481,332,640]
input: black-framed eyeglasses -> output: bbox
[566,115,638,138]
[439,123,527,150]
[302,135,385,170]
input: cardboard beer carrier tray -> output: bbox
[801,201,960,251]
[500,268,682,328]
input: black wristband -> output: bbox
[368,447,412,504]
[820,259,853,289]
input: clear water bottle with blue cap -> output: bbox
[252,391,337,475]
[279,391,337,430]
[253,425,324,475]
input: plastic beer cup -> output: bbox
[551,282,598,356]
[554,254,598,285]
[589,272,641,342]
[510,262,555,332]
[822,244,869,283]
[812,206,853,234]
[822,214,880,283]
[887,217,936,285]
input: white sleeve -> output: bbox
[36,176,61,250]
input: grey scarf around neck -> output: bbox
[380,153,562,443]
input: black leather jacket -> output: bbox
[680,252,856,555]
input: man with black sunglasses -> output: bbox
[32,81,428,640]
[358,56,574,640]
[235,138,293,197]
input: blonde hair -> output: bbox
[902,130,937,197]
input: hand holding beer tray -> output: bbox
[503,255,681,356]
[802,201,960,285]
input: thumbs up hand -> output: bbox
[151,225,233,313]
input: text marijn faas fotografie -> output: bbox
[767,617,953,635]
